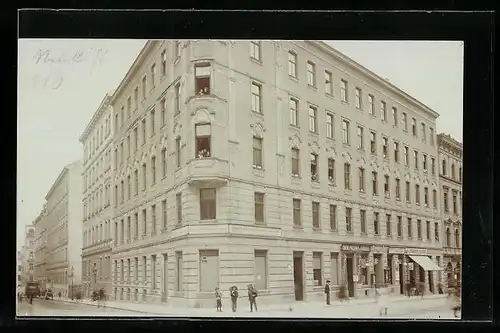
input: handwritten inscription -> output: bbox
[33,48,108,69]
[29,47,108,90]
[32,72,64,90]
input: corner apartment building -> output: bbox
[109,40,444,308]
[437,133,462,287]
[21,225,35,284]
[33,205,48,289]
[44,161,83,297]
[80,92,115,297]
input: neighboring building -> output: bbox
[33,205,48,289]
[437,133,462,287]
[79,92,115,297]
[21,225,35,284]
[44,161,83,297]
[109,40,443,307]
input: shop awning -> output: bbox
[409,255,443,271]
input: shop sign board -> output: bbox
[371,246,388,253]
[388,247,428,255]
[341,244,371,252]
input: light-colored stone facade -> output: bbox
[108,40,445,308]
[80,93,115,297]
[43,161,83,297]
[33,205,48,289]
[437,133,462,286]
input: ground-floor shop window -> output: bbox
[313,252,323,286]
[359,255,369,285]
[330,253,339,285]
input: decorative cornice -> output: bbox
[78,92,114,144]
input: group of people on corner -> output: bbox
[90,288,107,308]
[324,279,461,317]
[215,284,258,313]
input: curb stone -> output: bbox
[52,294,447,316]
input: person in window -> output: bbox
[230,285,239,312]
[247,284,258,312]
[215,287,222,312]
[324,280,331,305]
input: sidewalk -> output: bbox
[53,293,448,317]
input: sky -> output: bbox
[16,39,463,250]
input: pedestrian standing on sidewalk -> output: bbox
[230,286,239,312]
[58,291,61,299]
[375,287,388,316]
[247,284,258,312]
[324,280,331,305]
[215,287,223,312]
[99,288,106,308]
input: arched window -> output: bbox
[442,160,447,175]
[455,229,460,248]
[446,227,451,247]
[451,164,455,180]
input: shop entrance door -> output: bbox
[399,263,404,294]
[293,252,304,301]
[346,257,354,297]
[428,271,434,293]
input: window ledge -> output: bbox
[288,75,299,82]
[250,57,263,65]
[325,93,334,99]
[289,125,300,132]
[251,111,265,118]
[200,219,217,223]
[341,100,349,106]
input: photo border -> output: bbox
[8,8,494,333]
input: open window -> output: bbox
[195,124,211,158]
[195,63,211,95]
[310,153,318,181]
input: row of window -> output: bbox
[114,43,184,136]
[291,199,440,240]
[282,46,436,146]
[84,150,111,192]
[440,158,462,183]
[83,183,111,221]
[84,114,112,164]
[112,250,267,293]
[444,227,461,248]
[83,220,112,247]
[443,188,462,215]
[112,185,440,240]
[82,256,112,280]
[117,190,186,241]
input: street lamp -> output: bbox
[68,266,74,300]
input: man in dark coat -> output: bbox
[247,284,258,312]
[324,280,331,305]
[230,286,239,312]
